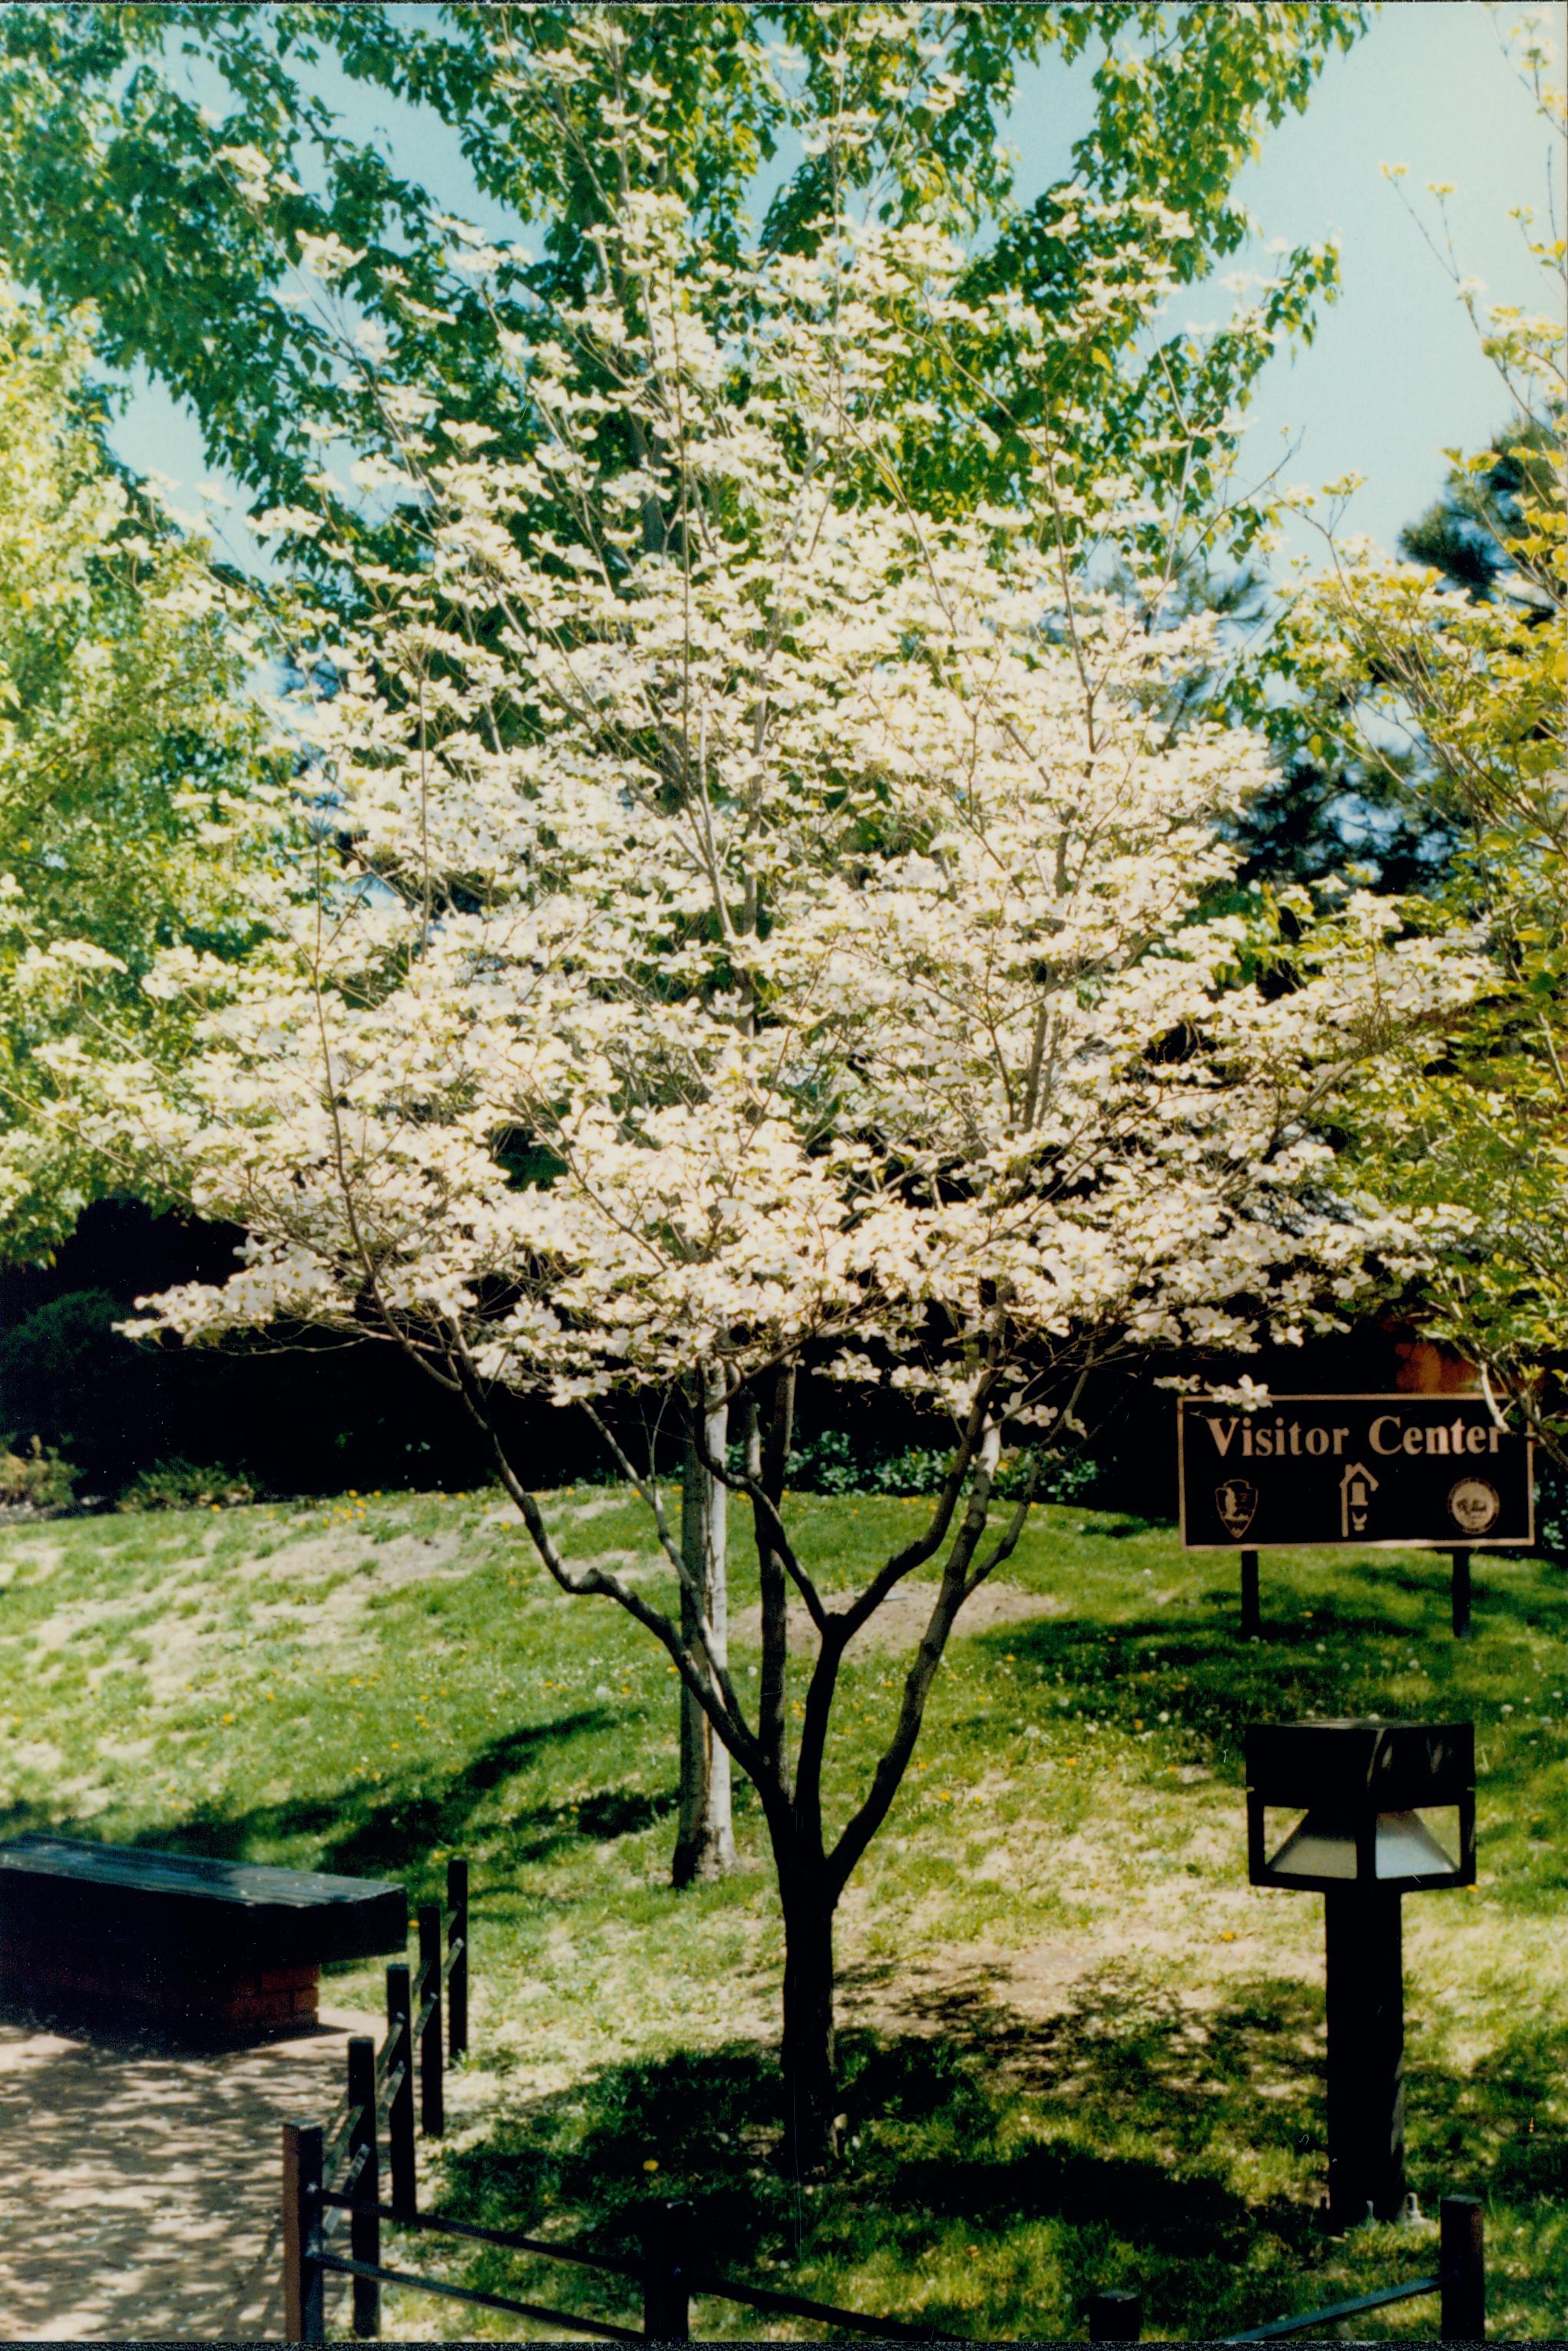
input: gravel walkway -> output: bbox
[0,2005,375,2340]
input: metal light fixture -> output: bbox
[1245,1719,1476,2228]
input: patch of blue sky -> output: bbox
[104,3,1561,586]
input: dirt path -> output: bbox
[0,2003,378,2342]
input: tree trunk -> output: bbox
[780,1869,839,2174]
[757,1364,794,1785]
[672,1382,736,1886]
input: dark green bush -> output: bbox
[117,1457,258,1511]
[0,1286,148,1482]
[783,1428,1100,1503]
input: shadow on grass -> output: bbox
[871,1962,1323,2179]
[968,1551,1568,1806]
[968,1588,1568,1918]
[0,1707,673,1900]
[427,1992,1306,2339]
[427,1959,1568,2340]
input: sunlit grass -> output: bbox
[0,1488,1563,2338]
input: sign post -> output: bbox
[1179,1396,1533,1636]
[1451,1548,1472,1640]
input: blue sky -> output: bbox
[111,2,1563,575]
[1194,1,1563,557]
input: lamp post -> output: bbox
[1244,1719,1475,2230]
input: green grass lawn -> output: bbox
[1,1486,1564,2339]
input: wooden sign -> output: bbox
[1178,1394,1534,1550]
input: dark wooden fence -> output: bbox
[283,1854,468,2338]
[1089,2194,1486,2342]
[283,1868,1487,2343]
[282,1854,938,2343]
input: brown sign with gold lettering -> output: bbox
[1178,1394,1534,1549]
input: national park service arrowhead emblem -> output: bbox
[1215,1478,1259,1540]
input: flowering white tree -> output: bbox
[101,192,1474,2164]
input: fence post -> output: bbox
[385,1960,418,2220]
[418,1899,445,2138]
[447,1854,469,2061]
[640,2199,690,2340]
[1087,2287,1142,2340]
[282,2119,326,2343]
[346,2033,382,2340]
[1441,2194,1485,2340]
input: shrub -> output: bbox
[117,1457,256,1511]
[0,1437,77,1508]
[783,1429,1100,1503]
[785,1429,864,1494]
[0,1286,153,1483]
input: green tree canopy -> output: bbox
[0,2,1368,599]
[1272,56,1567,1464]
[0,291,278,1260]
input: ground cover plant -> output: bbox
[0,1487,1563,2338]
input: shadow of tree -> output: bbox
[427,1946,1568,2341]
[426,1992,1305,2337]
[132,1710,621,1877]
[0,1707,642,1888]
[1408,2004,1568,2205]
[872,1962,1325,2187]
[961,1569,1565,1812]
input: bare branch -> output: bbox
[835,1373,997,1640]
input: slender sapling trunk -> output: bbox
[673,1379,736,1885]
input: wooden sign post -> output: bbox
[1178,1395,1533,1636]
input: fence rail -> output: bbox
[289,2142,941,2345]
[282,1851,935,2343]
[283,1853,469,2339]
[1091,2194,1485,2343]
[283,1866,1485,2345]
[1222,2271,1442,2342]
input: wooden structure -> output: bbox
[1094,2195,1485,2340]
[0,1833,405,2038]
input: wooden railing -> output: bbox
[285,2164,941,2343]
[1087,2194,1486,2342]
[283,1854,468,2337]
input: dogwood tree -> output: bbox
[7,0,1361,1879]
[105,191,1474,2164]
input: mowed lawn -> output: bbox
[1,1485,1564,2339]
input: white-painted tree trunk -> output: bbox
[673,1380,736,1884]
